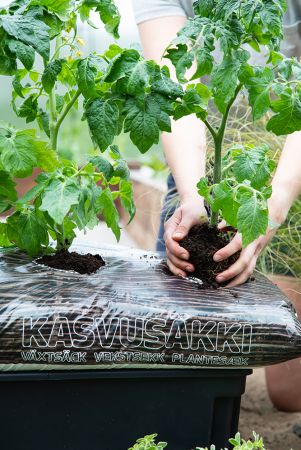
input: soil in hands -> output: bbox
[180,223,240,289]
[38,251,105,275]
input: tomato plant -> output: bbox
[0,0,182,256]
[166,0,301,246]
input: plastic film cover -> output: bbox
[0,242,300,371]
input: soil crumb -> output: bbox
[180,223,240,288]
[38,251,105,274]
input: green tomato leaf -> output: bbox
[267,90,301,135]
[124,96,160,153]
[212,180,239,227]
[174,83,211,120]
[0,128,38,178]
[197,177,211,205]
[0,223,13,248]
[212,50,249,113]
[8,39,35,70]
[7,209,49,256]
[86,97,120,151]
[119,179,135,222]
[237,192,268,247]
[77,54,107,98]
[165,44,194,83]
[1,13,50,60]
[97,187,120,240]
[42,59,63,93]
[113,159,130,180]
[18,94,38,123]
[104,49,140,83]
[0,50,17,75]
[40,178,81,224]
[241,66,274,121]
[29,0,73,20]
[0,170,17,213]
[96,0,120,39]
[90,154,114,181]
[151,74,183,99]
[191,47,214,80]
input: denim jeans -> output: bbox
[156,173,178,254]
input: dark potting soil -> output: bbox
[180,223,240,288]
[38,251,105,274]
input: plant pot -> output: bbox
[0,368,251,450]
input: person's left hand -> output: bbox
[213,221,277,288]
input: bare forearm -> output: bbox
[137,16,207,202]
[162,116,206,201]
[269,131,301,223]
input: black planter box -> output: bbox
[0,368,251,450]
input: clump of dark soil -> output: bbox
[38,251,105,274]
[180,223,240,288]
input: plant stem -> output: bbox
[48,36,62,152]
[55,89,81,134]
[210,83,243,226]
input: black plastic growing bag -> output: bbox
[0,242,300,371]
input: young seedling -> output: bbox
[0,0,182,271]
[129,432,266,450]
[165,0,301,285]
[128,433,167,450]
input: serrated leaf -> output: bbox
[97,187,120,240]
[212,50,249,113]
[8,39,35,70]
[90,155,114,181]
[113,159,130,180]
[77,54,107,98]
[124,96,160,153]
[0,51,17,76]
[174,83,211,120]
[1,13,50,60]
[237,192,268,246]
[151,74,183,99]
[96,0,120,39]
[104,49,140,83]
[0,128,38,178]
[18,95,38,122]
[119,179,135,222]
[242,66,274,120]
[40,178,81,224]
[29,0,73,20]
[191,47,213,80]
[165,44,194,83]
[197,177,211,205]
[86,97,120,151]
[267,91,301,135]
[0,223,13,248]
[0,171,17,213]
[34,140,59,172]
[7,210,49,256]
[42,59,63,93]
[212,181,239,227]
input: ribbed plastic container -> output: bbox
[0,368,252,450]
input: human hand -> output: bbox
[213,197,287,287]
[164,195,208,277]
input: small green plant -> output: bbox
[128,433,167,450]
[165,0,301,246]
[0,0,182,256]
[129,432,266,450]
[198,432,265,450]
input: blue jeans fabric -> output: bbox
[156,173,178,254]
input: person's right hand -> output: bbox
[164,195,208,277]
